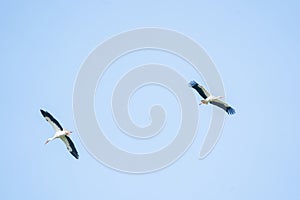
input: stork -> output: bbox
[40,109,79,159]
[189,80,235,115]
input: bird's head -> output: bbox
[64,129,72,135]
[201,100,208,105]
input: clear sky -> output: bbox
[1,1,299,199]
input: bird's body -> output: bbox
[200,95,222,105]
[189,80,236,115]
[40,109,79,159]
[44,130,70,144]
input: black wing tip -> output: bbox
[71,152,79,159]
[40,109,52,118]
[189,80,198,87]
[40,109,48,117]
[226,107,236,115]
[65,136,79,159]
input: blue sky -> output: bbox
[1,1,299,199]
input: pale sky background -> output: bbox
[1,1,299,199]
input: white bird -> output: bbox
[40,109,79,159]
[189,80,236,115]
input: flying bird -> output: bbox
[40,109,79,159]
[189,80,235,115]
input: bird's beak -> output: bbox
[45,140,49,145]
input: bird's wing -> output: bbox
[210,99,236,115]
[61,135,79,159]
[189,81,211,99]
[40,109,63,131]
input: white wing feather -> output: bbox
[44,116,62,132]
